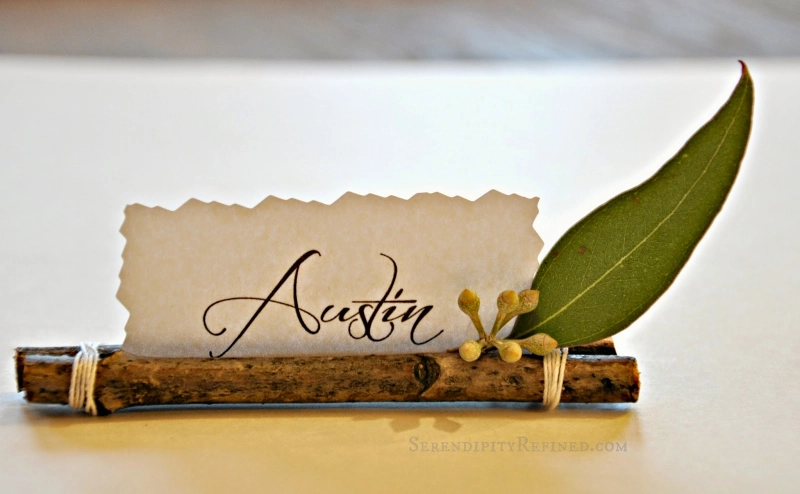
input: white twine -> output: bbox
[542,347,569,410]
[68,342,100,416]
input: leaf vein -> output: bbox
[529,87,748,335]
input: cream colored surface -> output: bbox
[1,57,798,492]
[120,191,541,358]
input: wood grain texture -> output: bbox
[16,339,638,414]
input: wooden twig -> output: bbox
[15,339,638,414]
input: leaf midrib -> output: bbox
[530,87,749,343]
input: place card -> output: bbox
[119,191,542,358]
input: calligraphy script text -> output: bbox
[203,250,444,357]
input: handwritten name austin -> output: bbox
[202,250,444,357]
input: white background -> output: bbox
[1,56,798,492]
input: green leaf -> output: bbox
[510,62,754,346]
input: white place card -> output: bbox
[119,191,542,357]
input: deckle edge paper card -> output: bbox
[119,190,543,358]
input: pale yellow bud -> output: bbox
[517,290,540,313]
[490,290,521,337]
[458,289,480,315]
[496,290,520,313]
[519,333,559,356]
[458,288,486,338]
[496,340,522,363]
[459,340,483,362]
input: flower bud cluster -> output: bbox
[456,288,558,363]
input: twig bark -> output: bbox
[16,339,638,414]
